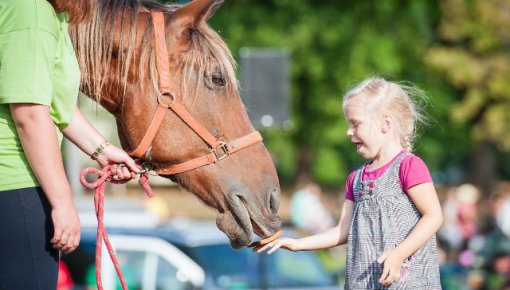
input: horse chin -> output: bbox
[216,191,259,249]
[215,191,279,249]
[216,210,253,249]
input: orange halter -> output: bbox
[130,11,262,175]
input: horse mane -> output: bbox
[69,0,238,104]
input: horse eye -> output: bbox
[211,73,226,87]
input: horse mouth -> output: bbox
[216,192,281,249]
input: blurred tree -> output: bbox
[425,0,510,193]
[208,0,450,188]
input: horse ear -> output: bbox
[170,0,224,30]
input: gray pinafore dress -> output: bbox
[345,153,441,289]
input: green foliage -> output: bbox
[208,0,452,187]
[425,0,510,150]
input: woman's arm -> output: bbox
[62,107,139,179]
[255,200,354,254]
[377,182,443,285]
[10,103,80,254]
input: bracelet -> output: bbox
[90,140,111,160]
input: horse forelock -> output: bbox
[70,0,238,106]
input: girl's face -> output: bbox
[344,97,385,160]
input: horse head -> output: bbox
[70,0,281,249]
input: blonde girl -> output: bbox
[254,77,443,289]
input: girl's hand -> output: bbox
[96,145,140,180]
[377,249,405,286]
[252,237,298,254]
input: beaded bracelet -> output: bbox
[90,140,111,160]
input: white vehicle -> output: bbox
[63,230,204,290]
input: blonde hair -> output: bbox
[342,77,429,150]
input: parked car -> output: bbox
[63,218,340,290]
[63,228,204,290]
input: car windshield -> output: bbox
[180,244,333,289]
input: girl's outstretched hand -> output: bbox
[96,145,140,180]
[377,249,405,286]
[252,237,298,254]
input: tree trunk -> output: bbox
[293,145,314,186]
[468,142,497,197]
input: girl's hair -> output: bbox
[342,77,429,150]
[47,0,94,24]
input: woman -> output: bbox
[0,0,139,288]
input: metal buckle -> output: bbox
[133,156,157,176]
[212,142,229,161]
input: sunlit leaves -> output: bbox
[427,0,510,150]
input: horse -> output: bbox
[69,0,282,249]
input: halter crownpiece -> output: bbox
[129,10,263,175]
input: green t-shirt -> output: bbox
[0,0,80,191]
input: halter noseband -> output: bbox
[129,10,262,175]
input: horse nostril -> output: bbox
[269,189,280,215]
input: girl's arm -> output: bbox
[62,107,139,179]
[377,182,443,285]
[255,199,354,254]
[10,104,80,254]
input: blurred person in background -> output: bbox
[0,0,139,288]
[290,182,335,234]
[255,78,443,289]
[467,185,510,290]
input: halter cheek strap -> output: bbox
[129,11,262,175]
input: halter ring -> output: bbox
[157,91,176,106]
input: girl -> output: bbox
[254,78,443,289]
[0,0,139,288]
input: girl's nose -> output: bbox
[347,127,353,137]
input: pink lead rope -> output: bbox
[80,165,154,290]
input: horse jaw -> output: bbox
[215,190,281,249]
[216,196,253,249]
[165,173,281,249]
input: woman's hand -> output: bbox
[50,201,81,254]
[252,237,299,254]
[95,145,140,180]
[377,249,405,286]
[61,108,140,180]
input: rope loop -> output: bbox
[79,164,154,290]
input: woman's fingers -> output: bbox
[62,232,80,254]
[51,205,81,254]
[124,156,141,174]
[111,164,136,180]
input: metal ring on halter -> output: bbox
[157,91,176,106]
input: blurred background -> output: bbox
[61,0,510,289]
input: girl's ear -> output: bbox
[381,115,392,133]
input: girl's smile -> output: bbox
[344,101,379,158]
